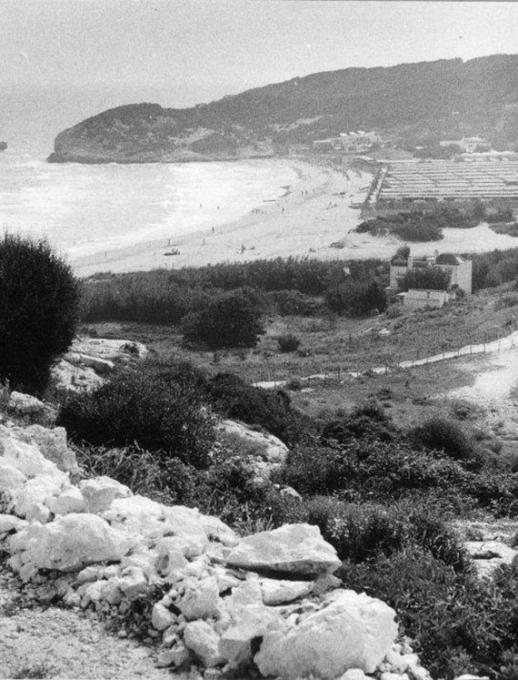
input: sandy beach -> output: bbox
[70,158,518,277]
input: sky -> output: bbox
[1,0,518,150]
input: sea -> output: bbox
[0,150,298,266]
[0,86,298,269]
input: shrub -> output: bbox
[182,289,265,349]
[401,267,451,291]
[326,279,387,316]
[277,334,301,353]
[267,289,325,316]
[0,235,80,394]
[58,368,215,468]
[207,372,309,445]
[410,417,475,461]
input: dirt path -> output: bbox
[0,566,178,680]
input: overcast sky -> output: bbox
[2,0,518,107]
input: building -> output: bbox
[439,136,490,153]
[395,288,450,310]
[313,130,380,154]
[389,251,473,303]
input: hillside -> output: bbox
[48,54,518,163]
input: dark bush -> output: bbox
[410,417,475,461]
[277,334,301,353]
[267,289,325,316]
[326,279,387,316]
[207,372,309,445]
[401,267,451,291]
[321,400,397,443]
[59,368,215,468]
[182,289,265,349]
[0,235,80,394]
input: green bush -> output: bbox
[0,235,80,394]
[58,368,215,468]
[182,289,265,349]
[277,334,301,353]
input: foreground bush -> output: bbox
[0,235,80,394]
[182,289,265,349]
[277,333,301,353]
[59,368,214,467]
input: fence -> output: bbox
[253,325,518,389]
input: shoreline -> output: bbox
[72,158,372,277]
[70,157,518,278]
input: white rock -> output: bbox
[8,391,47,416]
[259,577,313,605]
[408,665,431,680]
[152,602,176,631]
[80,476,132,513]
[48,486,86,515]
[184,621,224,667]
[225,524,341,575]
[101,577,123,605]
[339,670,368,680]
[8,513,132,572]
[0,460,27,495]
[17,425,78,473]
[119,566,149,599]
[178,576,221,620]
[77,565,104,583]
[0,436,62,478]
[0,514,28,534]
[199,515,239,547]
[156,644,189,668]
[254,589,398,679]
[219,604,285,666]
[14,474,66,521]
[51,359,104,395]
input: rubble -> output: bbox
[0,392,435,680]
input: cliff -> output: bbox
[48,54,518,163]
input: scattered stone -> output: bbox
[80,475,132,513]
[156,644,190,668]
[152,602,176,631]
[7,391,47,417]
[184,621,224,667]
[225,523,341,575]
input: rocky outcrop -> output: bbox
[0,399,434,680]
[216,419,288,484]
[50,336,147,396]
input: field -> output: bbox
[378,160,518,201]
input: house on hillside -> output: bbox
[395,288,450,310]
[313,130,380,154]
[389,250,472,309]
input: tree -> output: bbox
[0,235,80,394]
[182,289,265,349]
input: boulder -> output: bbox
[14,425,78,473]
[0,514,28,534]
[225,524,341,575]
[177,576,221,620]
[8,513,132,574]
[80,476,132,513]
[216,419,288,483]
[184,621,224,667]
[152,602,176,631]
[0,436,63,479]
[259,577,313,605]
[47,486,86,515]
[13,474,66,521]
[51,359,104,395]
[8,391,47,417]
[254,589,398,679]
[0,460,27,496]
[219,604,286,666]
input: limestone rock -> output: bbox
[51,359,104,395]
[339,670,368,680]
[156,644,190,668]
[15,424,78,473]
[184,621,224,667]
[13,474,65,521]
[48,486,86,515]
[219,604,285,666]
[0,436,63,479]
[225,524,341,575]
[8,512,132,573]
[8,391,47,417]
[177,576,221,620]
[80,476,132,513]
[0,514,28,534]
[0,460,27,496]
[216,419,288,483]
[152,602,176,631]
[254,589,398,679]
[259,577,313,605]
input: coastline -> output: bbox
[71,159,372,277]
[70,157,518,278]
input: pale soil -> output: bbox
[0,567,178,680]
[72,158,518,278]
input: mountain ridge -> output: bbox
[48,54,518,163]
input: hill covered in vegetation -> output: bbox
[48,54,518,163]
